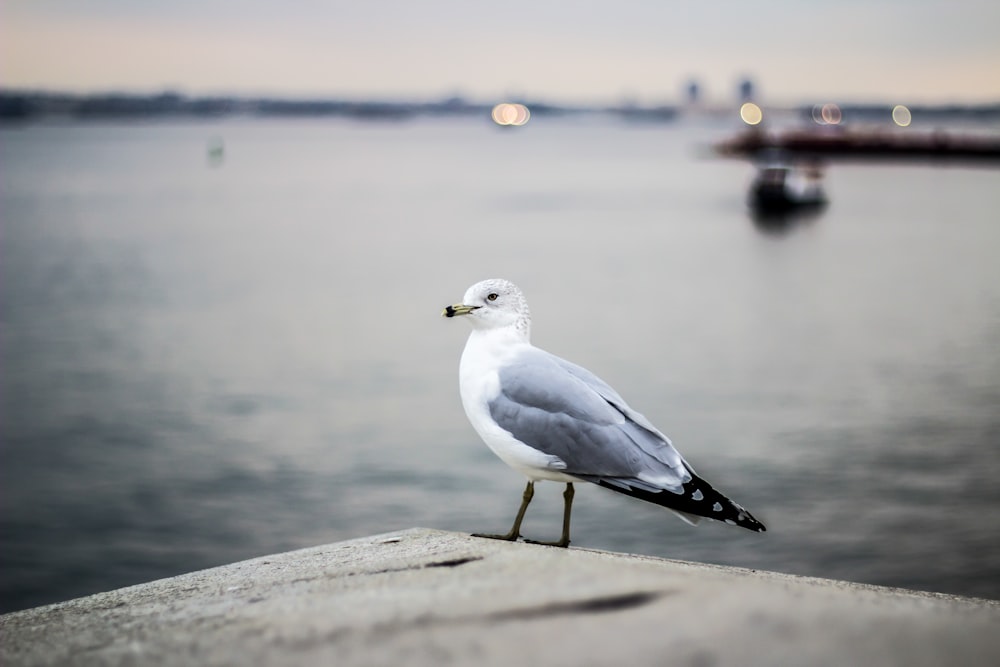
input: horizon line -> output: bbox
[3,87,1000,112]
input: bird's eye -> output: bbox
[487,293,498,301]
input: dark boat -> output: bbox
[749,162,827,214]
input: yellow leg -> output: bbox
[525,483,574,548]
[473,480,534,542]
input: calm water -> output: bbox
[2,117,999,613]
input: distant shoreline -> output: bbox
[2,89,998,124]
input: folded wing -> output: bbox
[487,347,766,532]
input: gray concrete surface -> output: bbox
[2,527,999,666]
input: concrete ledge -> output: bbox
[2,528,999,666]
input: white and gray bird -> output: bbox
[443,278,765,547]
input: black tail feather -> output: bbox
[591,474,766,532]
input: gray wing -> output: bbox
[488,347,692,494]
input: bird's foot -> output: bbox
[524,537,570,548]
[471,531,520,542]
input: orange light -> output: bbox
[491,103,530,126]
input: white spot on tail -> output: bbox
[692,489,704,501]
[712,502,723,512]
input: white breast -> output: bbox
[458,329,574,482]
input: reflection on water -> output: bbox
[750,204,826,236]
[1,119,999,613]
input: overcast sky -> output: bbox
[3,1,998,104]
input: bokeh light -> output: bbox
[892,104,912,127]
[812,103,843,125]
[739,102,762,126]
[820,103,842,125]
[491,103,530,126]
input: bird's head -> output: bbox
[442,278,531,337]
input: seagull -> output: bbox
[443,278,765,547]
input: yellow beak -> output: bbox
[442,304,480,318]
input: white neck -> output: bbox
[460,324,531,378]
[472,320,529,346]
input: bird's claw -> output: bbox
[471,532,520,542]
[524,537,570,548]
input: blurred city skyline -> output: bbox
[2,1,999,106]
